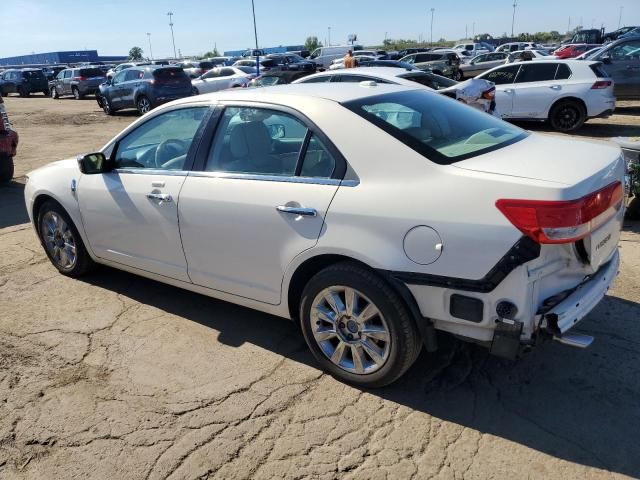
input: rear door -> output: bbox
[109,70,128,108]
[178,104,344,304]
[479,65,521,116]
[63,70,74,95]
[120,69,143,107]
[600,39,640,98]
[510,63,562,118]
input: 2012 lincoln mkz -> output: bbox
[24,83,625,386]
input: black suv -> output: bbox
[0,69,49,97]
[97,66,192,115]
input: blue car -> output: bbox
[97,66,192,115]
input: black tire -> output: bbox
[101,96,114,115]
[18,87,29,97]
[0,154,14,183]
[549,100,586,132]
[42,90,49,96]
[136,95,151,115]
[299,262,422,387]
[453,70,463,81]
[37,200,95,277]
[191,87,199,96]
[72,87,82,100]
[626,196,640,221]
[50,87,59,99]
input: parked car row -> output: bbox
[0,93,18,182]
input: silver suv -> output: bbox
[399,51,463,80]
[49,67,107,100]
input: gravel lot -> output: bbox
[1,96,639,480]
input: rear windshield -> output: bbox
[237,66,256,74]
[79,68,104,77]
[199,62,214,69]
[343,90,527,164]
[153,68,188,79]
[261,59,276,68]
[23,70,45,80]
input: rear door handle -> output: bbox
[146,193,173,202]
[276,206,317,217]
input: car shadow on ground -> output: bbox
[80,265,640,477]
[0,180,29,229]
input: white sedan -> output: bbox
[25,83,624,386]
[191,66,256,95]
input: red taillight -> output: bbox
[591,80,612,89]
[496,181,623,244]
[75,76,86,81]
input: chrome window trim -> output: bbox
[114,168,189,176]
[188,170,358,187]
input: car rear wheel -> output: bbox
[72,87,82,100]
[0,154,14,183]
[50,87,59,99]
[37,200,94,276]
[18,87,29,97]
[299,262,422,387]
[136,95,151,115]
[549,100,586,132]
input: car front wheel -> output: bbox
[50,87,59,99]
[37,200,94,276]
[300,262,422,387]
[72,87,82,100]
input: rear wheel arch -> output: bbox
[286,254,427,339]
[548,96,587,117]
[548,96,587,131]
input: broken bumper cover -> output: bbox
[542,249,620,336]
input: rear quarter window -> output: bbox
[555,64,572,80]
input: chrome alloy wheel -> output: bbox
[41,211,77,270]
[137,96,151,114]
[310,286,391,375]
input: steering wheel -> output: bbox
[155,139,187,168]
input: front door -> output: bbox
[480,64,521,117]
[179,104,343,304]
[78,106,210,281]
[120,69,142,108]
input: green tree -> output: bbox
[305,36,322,52]
[129,46,144,61]
[201,47,221,59]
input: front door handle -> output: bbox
[549,85,561,90]
[276,206,317,217]
[146,193,173,202]
[503,88,514,94]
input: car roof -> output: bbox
[171,82,421,106]
[313,67,414,79]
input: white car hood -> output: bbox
[453,132,621,186]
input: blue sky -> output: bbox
[1,0,639,58]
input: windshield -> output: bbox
[237,66,257,74]
[343,90,527,164]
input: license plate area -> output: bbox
[582,213,622,270]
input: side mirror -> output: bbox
[268,124,286,139]
[77,152,110,174]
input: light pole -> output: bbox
[328,27,331,46]
[167,12,177,60]
[511,0,517,38]
[618,6,623,29]
[430,8,435,47]
[146,33,153,61]
[250,0,260,74]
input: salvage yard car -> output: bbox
[24,83,625,387]
[49,67,106,99]
[0,69,49,97]
[477,60,615,131]
[0,93,18,182]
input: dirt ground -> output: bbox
[1,95,640,480]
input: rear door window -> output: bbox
[124,70,142,81]
[481,65,520,84]
[555,64,572,80]
[63,70,72,79]
[514,63,558,83]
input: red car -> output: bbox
[553,43,601,59]
[0,93,18,182]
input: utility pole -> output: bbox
[472,22,475,38]
[146,33,153,61]
[167,12,177,59]
[251,0,259,74]
[465,24,468,39]
[567,16,571,33]
[511,0,517,38]
[618,6,623,29]
[328,27,331,46]
[430,8,435,47]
